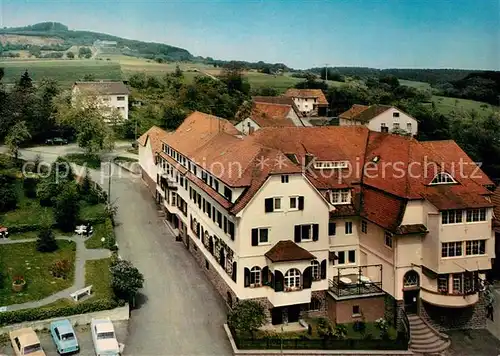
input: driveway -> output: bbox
[1,146,233,355]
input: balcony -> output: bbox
[160,174,177,191]
[421,287,479,308]
[269,288,312,307]
[329,264,385,300]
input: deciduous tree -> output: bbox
[54,181,80,232]
[110,259,144,303]
[5,121,31,160]
[227,300,266,337]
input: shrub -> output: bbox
[375,318,389,339]
[110,259,144,302]
[36,228,58,252]
[333,324,348,340]
[50,259,72,279]
[102,219,117,250]
[0,299,121,327]
[316,318,334,339]
[54,182,80,232]
[0,175,18,212]
[23,177,39,199]
[228,300,266,337]
[353,320,366,335]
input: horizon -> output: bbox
[0,0,499,71]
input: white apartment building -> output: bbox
[339,104,418,136]
[72,81,130,121]
[284,89,329,117]
[138,112,495,336]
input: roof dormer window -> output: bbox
[430,172,457,185]
[330,189,351,205]
[314,161,348,169]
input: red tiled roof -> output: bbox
[265,240,316,262]
[155,113,493,223]
[137,126,170,156]
[361,188,406,231]
[284,89,328,106]
[252,96,303,117]
[363,132,493,210]
[250,103,296,128]
[339,104,370,120]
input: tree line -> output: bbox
[0,63,498,180]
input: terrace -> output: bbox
[329,264,385,299]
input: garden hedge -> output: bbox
[0,298,125,327]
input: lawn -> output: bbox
[432,95,498,118]
[0,181,53,227]
[0,240,76,306]
[80,203,107,222]
[0,59,122,87]
[84,222,108,249]
[85,258,114,300]
[64,153,101,169]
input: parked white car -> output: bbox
[90,318,120,356]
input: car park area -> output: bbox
[0,321,127,356]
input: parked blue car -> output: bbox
[49,319,79,354]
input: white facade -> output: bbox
[291,97,318,114]
[235,106,306,135]
[235,117,260,135]
[72,86,129,121]
[340,107,418,136]
[138,138,157,184]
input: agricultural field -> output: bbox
[432,95,498,118]
[399,79,432,90]
[0,59,122,87]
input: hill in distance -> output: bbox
[0,21,193,61]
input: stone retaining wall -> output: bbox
[0,305,129,335]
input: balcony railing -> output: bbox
[329,278,384,298]
[328,264,384,298]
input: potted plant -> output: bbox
[12,275,26,292]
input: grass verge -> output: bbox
[0,240,76,306]
[85,258,114,300]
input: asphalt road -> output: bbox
[1,145,233,355]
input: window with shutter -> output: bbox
[244,268,250,287]
[328,222,336,236]
[251,229,258,246]
[229,222,235,240]
[320,260,327,279]
[232,262,237,282]
[265,198,274,213]
[312,224,319,241]
[274,271,284,292]
[294,225,301,243]
[298,196,304,210]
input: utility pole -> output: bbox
[107,160,112,204]
[324,63,329,81]
[134,118,138,142]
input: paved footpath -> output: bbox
[0,236,110,311]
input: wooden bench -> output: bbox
[70,285,93,301]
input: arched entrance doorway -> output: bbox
[403,270,420,314]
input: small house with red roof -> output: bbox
[339,104,418,136]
